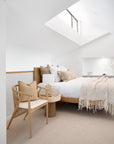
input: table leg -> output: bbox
[48,102,56,117]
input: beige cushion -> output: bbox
[58,70,76,81]
[18,81,38,102]
[19,99,48,109]
[40,65,50,75]
[40,65,50,81]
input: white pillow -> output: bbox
[59,66,67,71]
[50,67,60,82]
[50,66,67,82]
[43,74,54,84]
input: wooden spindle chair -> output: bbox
[7,84,49,138]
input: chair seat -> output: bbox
[19,99,48,109]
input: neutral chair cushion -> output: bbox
[58,70,76,81]
[19,99,48,109]
[18,81,38,102]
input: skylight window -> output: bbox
[58,9,79,32]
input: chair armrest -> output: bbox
[37,86,49,100]
[37,85,48,90]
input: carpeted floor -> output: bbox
[7,103,114,144]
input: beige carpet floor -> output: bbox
[7,103,114,144]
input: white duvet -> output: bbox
[38,77,83,98]
[39,77,114,115]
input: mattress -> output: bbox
[38,77,83,98]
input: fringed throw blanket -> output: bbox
[79,77,114,115]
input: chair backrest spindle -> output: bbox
[12,85,19,109]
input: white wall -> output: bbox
[52,48,82,76]
[6,0,79,72]
[6,45,52,71]
[0,0,6,144]
[80,35,114,58]
[54,34,114,76]
[79,0,114,58]
[82,57,114,76]
[80,35,114,75]
[6,28,78,71]
[57,0,114,75]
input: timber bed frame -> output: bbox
[33,67,79,104]
[33,67,99,105]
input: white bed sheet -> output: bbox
[38,77,83,98]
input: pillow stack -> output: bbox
[49,66,67,82]
[39,64,76,83]
[40,65,50,81]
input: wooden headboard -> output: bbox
[33,67,41,84]
[33,65,60,84]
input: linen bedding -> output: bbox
[38,77,114,115]
[79,77,114,115]
[38,77,83,98]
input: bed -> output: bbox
[33,67,100,105]
[33,67,114,115]
[33,67,79,103]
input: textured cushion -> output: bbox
[18,81,38,102]
[58,70,76,81]
[40,65,50,81]
[19,99,48,109]
[40,65,50,75]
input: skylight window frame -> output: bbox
[66,9,79,32]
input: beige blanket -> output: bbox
[79,77,114,115]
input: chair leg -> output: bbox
[46,104,48,124]
[7,110,17,129]
[28,110,32,138]
[24,112,28,120]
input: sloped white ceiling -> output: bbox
[6,0,80,71]
[46,0,111,46]
[7,0,79,54]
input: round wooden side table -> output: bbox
[40,93,61,117]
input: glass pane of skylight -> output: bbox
[58,10,78,32]
[58,10,71,27]
[73,19,77,31]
